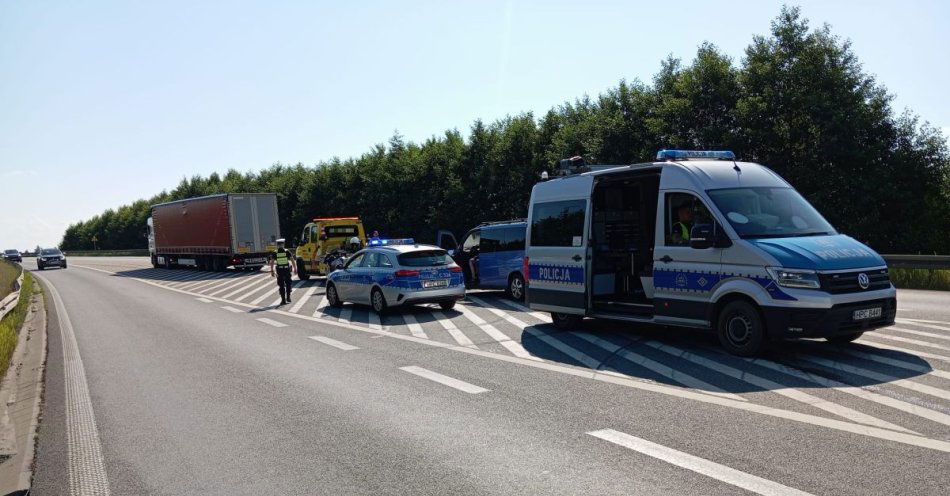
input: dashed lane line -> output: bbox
[195,297,213,303]
[588,429,813,496]
[36,274,112,495]
[308,336,359,351]
[399,366,489,394]
[72,264,950,453]
[256,317,288,328]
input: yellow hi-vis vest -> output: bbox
[275,249,290,267]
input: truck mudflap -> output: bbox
[762,297,896,339]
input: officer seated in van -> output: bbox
[669,204,694,246]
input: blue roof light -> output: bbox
[656,149,735,161]
[371,238,415,246]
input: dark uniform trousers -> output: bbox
[276,267,292,302]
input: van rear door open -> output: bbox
[526,176,593,315]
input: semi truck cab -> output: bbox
[525,150,896,356]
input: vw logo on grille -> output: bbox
[857,272,870,289]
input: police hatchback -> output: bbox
[325,240,465,314]
[525,151,896,356]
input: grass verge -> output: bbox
[0,271,35,381]
[891,268,950,291]
[0,260,19,300]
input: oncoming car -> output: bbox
[325,240,465,314]
[3,249,22,263]
[37,248,67,270]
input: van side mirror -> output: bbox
[690,224,731,249]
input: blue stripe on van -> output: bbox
[653,268,796,301]
[529,264,584,285]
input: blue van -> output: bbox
[445,220,528,300]
[525,151,896,356]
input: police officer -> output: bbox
[670,204,694,246]
[269,238,297,305]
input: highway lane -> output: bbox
[29,257,950,495]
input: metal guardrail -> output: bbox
[0,267,24,321]
[883,255,950,270]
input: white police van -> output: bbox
[525,150,896,356]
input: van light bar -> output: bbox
[656,149,735,161]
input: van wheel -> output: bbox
[371,288,388,314]
[827,332,863,344]
[507,273,525,301]
[326,283,343,308]
[551,312,581,329]
[297,259,310,280]
[717,300,766,356]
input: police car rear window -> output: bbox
[398,250,450,267]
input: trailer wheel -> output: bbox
[151,255,160,269]
[297,259,310,280]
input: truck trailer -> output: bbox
[147,193,281,271]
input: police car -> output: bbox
[525,150,896,356]
[325,239,466,314]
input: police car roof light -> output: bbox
[371,238,415,246]
[656,149,735,161]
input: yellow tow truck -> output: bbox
[294,217,367,279]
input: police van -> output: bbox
[525,150,896,356]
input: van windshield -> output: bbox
[707,187,835,239]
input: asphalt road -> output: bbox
[28,257,950,495]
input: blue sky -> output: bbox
[1,0,947,249]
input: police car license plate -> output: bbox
[423,279,449,289]
[852,307,882,321]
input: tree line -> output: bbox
[61,8,950,255]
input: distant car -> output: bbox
[36,248,67,270]
[325,240,465,314]
[2,249,21,263]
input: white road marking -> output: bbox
[194,273,249,293]
[38,275,113,495]
[290,284,319,313]
[431,311,477,348]
[525,327,600,368]
[886,326,950,342]
[863,334,950,352]
[794,355,950,401]
[221,306,244,313]
[642,340,915,433]
[308,335,359,351]
[817,346,950,380]
[339,305,353,323]
[588,429,813,496]
[312,294,329,317]
[268,281,306,307]
[399,366,489,394]
[120,274,950,452]
[256,317,288,328]
[898,317,950,326]
[367,311,383,330]
[497,299,553,323]
[159,271,203,282]
[850,341,950,364]
[747,355,950,428]
[574,333,745,401]
[401,312,428,338]
[234,279,278,303]
[208,274,266,297]
[176,272,231,290]
[456,303,535,359]
[195,297,213,303]
[896,319,950,332]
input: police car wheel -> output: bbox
[439,301,456,310]
[507,273,525,301]
[717,300,766,356]
[551,312,581,329]
[326,284,343,308]
[826,331,863,344]
[371,289,387,314]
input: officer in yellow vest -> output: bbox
[670,204,694,246]
[269,238,297,305]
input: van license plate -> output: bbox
[423,279,449,289]
[852,308,882,321]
